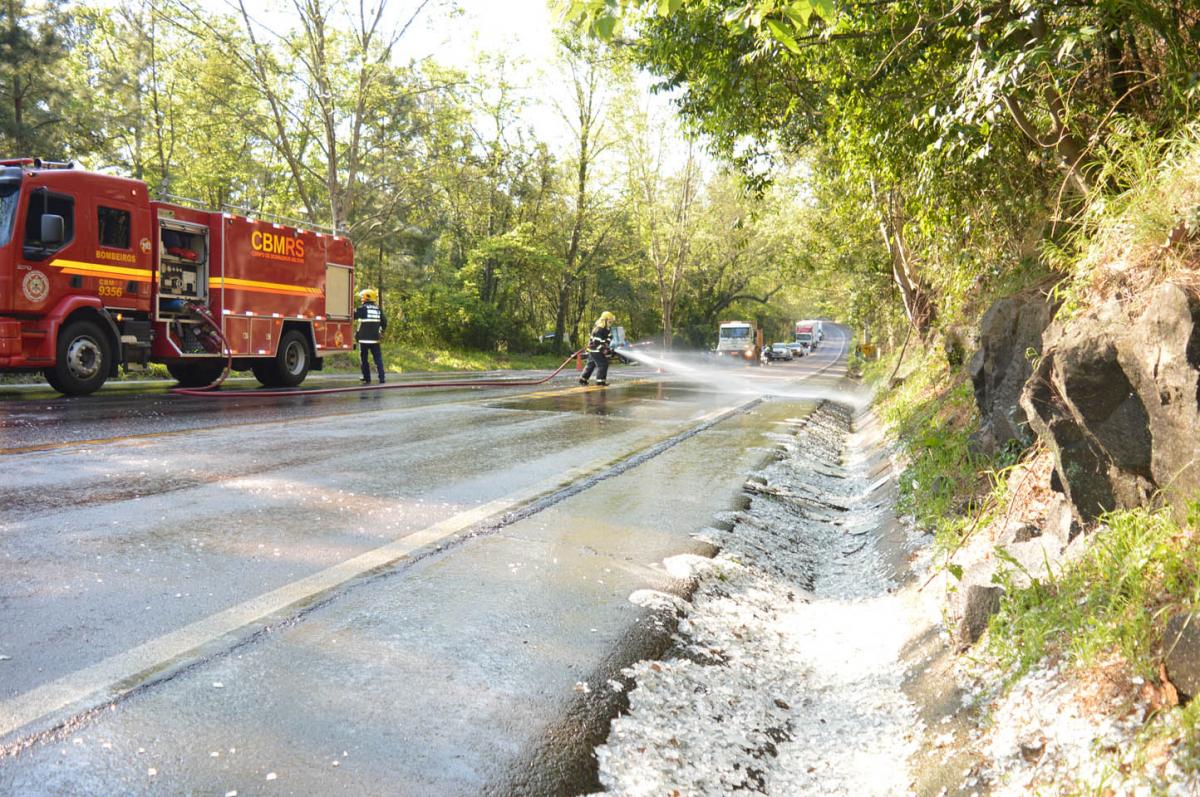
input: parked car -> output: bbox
[763,342,795,363]
[786,342,808,357]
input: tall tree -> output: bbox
[0,0,72,155]
[622,106,702,348]
[550,36,618,352]
[172,0,437,229]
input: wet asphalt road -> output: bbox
[0,332,852,795]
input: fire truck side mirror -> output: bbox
[41,214,65,245]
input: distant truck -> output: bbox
[794,322,817,352]
[0,158,356,394]
[715,320,763,364]
[797,319,824,345]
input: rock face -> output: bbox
[955,575,1003,647]
[1021,284,1200,521]
[1163,611,1200,702]
[969,292,1057,453]
[950,533,1073,647]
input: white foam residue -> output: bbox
[592,406,923,796]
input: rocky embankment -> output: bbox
[959,284,1200,649]
[939,281,1200,792]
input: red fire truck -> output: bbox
[0,159,356,395]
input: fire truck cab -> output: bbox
[0,159,356,395]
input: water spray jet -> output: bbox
[616,336,870,413]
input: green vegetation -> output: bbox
[322,345,568,375]
[565,0,1200,347]
[989,505,1200,681]
[2,0,1192,364]
[874,351,984,547]
[0,0,819,356]
[1047,122,1200,318]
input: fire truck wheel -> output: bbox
[167,360,226,388]
[250,360,275,386]
[49,320,112,396]
[255,330,311,387]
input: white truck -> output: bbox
[807,319,825,343]
[796,319,824,350]
[715,321,763,364]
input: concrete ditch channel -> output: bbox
[582,401,968,796]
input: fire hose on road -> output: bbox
[169,306,589,398]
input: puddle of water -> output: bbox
[489,383,716,418]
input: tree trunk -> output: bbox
[553,279,569,350]
[997,10,1092,198]
[875,185,935,339]
[552,45,604,354]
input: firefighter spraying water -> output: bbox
[578,310,617,387]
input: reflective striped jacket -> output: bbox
[587,324,611,354]
[354,302,387,343]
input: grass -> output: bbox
[873,347,987,549]
[988,504,1200,682]
[1047,120,1200,318]
[0,344,569,386]
[322,343,567,375]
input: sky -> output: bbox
[215,0,690,156]
[407,0,559,68]
[405,0,579,146]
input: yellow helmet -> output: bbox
[358,288,378,303]
[598,310,616,327]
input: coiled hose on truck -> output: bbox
[170,306,587,398]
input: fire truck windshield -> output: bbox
[0,181,18,248]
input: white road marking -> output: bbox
[0,399,758,744]
[2,332,852,743]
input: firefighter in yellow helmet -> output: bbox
[579,311,616,386]
[354,288,387,384]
